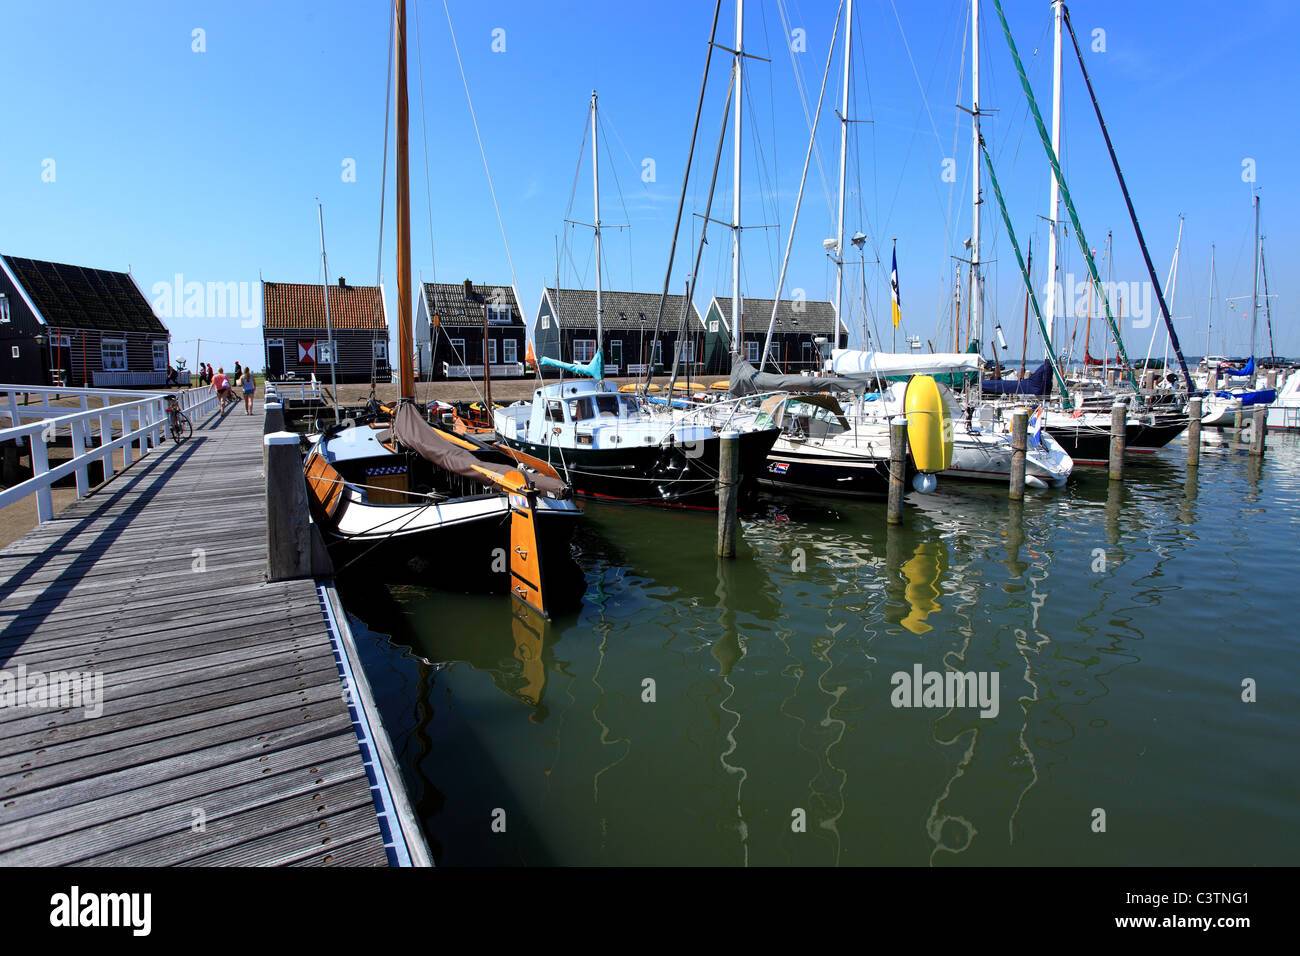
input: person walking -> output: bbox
[212,366,231,410]
[233,361,243,385]
[241,363,257,415]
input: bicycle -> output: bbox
[165,395,192,444]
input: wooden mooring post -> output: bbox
[887,417,907,525]
[264,399,286,435]
[1250,406,1267,457]
[1009,408,1028,500]
[1109,403,1126,482]
[716,430,739,558]
[266,431,312,581]
[1187,397,1201,469]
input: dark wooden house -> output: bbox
[415,280,527,380]
[0,254,173,387]
[262,278,389,384]
[700,295,849,375]
[533,287,703,378]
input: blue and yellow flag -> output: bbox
[890,244,902,329]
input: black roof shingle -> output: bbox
[541,287,701,331]
[3,255,167,335]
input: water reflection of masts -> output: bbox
[713,557,750,865]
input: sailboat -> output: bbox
[492,90,778,508]
[303,0,582,616]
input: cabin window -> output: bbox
[744,341,759,363]
[593,395,620,418]
[502,339,517,364]
[0,295,9,323]
[152,341,168,370]
[567,397,595,421]
[487,339,498,365]
[573,339,597,363]
[545,400,564,423]
[101,339,127,371]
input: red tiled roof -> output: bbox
[262,281,386,331]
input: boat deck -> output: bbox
[0,398,426,865]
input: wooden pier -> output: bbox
[0,397,429,866]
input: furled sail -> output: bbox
[826,349,983,380]
[728,358,856,396]
[390,402,569,498]
[982,360,1055,396]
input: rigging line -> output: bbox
[413,0,437,287]
[888,0,945,155]
[775,0,836,223]
[375,0,395,386]
[565,109,590,228]
[742,78,781,294]
[441,0,522,313]
[597,118,634,291]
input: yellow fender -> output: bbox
[904,374,953,473]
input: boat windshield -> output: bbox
[785,400,848,439]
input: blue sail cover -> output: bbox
[1223,357,1255,377]
[1215,388,1275,406]
[981,359,1054,396]
[540,351,605,380]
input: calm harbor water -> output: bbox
[341,431,1300,866]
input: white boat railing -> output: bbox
[0,384,220,524]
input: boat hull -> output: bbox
[498,428,779,508]
[758,440,900,498]
[1044,415,1188,464]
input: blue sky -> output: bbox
[2,0,1295,372]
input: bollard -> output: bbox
[1106,369,1117,387]
[1250,406,1266,457]
[1266,370,1277,391]
[266,431,312,581]
[1233,403,1243,432]
[716,430,739,558]
[1108,403,1126,481]
[1187,397,1201,469]
[264,400,286,436]
[1207,370,1218,392]
[1009,408,1028,500]
[887,417,907,525]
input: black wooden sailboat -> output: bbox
[303,0,582,616]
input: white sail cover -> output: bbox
[825,349,984,379]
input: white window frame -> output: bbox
[653,340,664,366]
[52,333,71,347]
[0,294,9,323]
[11,345,19,359]
[573,339,597,363]
[502,338,517,364]
[744,340,759,363]
[317,340,336,364]
[152,341,168,370]
[101,338,127,371]
[708,320,719,333]
[487,303,512,325]
[450,338,466,360]
[487,339,498,365]
[676,340,696,363]
[373,340,388,362]
[540,315,550,329]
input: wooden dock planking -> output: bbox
[0,401,421,866]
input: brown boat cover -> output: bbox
[391,402,570,499]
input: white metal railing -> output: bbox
[93,370,193,388]
[441,362,524,379]
[0,384,220,524]
[265,380,323,402]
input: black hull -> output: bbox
[758,447,906,498]
[1049,417,1189,464]
[326,504,583,611]
[500,429,779,508]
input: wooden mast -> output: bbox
[395,0,415,401]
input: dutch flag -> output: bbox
[1028,404,1044,448]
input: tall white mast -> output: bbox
[970,0,982,349]
[834,0,853,339]
[317,201,339,423]
[730,0,743,358]
[1042,0,1064,347]
[1206,242,1214,357]
[1250,194,1259,359]
[591,90,604,363]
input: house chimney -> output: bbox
[337,277,347,289]
[463,278,474,300]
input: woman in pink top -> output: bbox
[212,367,231,409]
